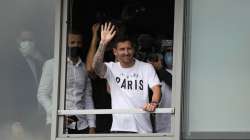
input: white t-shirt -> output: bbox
[104,59,160,133]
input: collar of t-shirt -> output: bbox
[117,58,137,70]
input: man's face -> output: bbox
[68,33,83,48]
[113,40,134,65]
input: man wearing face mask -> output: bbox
[164,50,173,72]
[147,53,172,133]
[161,40,173,73]
[37,30,96,134]
[18,30,46,86]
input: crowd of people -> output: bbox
[37,22,173,134]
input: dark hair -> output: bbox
[68,28,83,36]
[67,28,85,43]
[113,35,134,48]
[147,53,172,88]
[147,53,161,62]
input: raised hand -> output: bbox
[92,23,100,35]
[100,22,116,45]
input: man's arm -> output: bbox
[92,42,107,78]
[37,59,53,122]
[92,22,116,78]
[151,85,161,104]
[143,64,162,112]
[143,85,161,112]
[86,23,100,75]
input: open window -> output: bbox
[51,0,184,139]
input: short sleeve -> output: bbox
[104,62,112,80]
[147,64,161,88]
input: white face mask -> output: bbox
[19,41,34,56]
[164,51,173,67]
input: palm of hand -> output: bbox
[101,31,113,42]
[101,22,116,44]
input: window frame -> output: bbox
[51,0,184,139]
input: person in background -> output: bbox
[37,30,96,134]
[147,53,172,133]
[17,30,46,85]
[162,40,173,73]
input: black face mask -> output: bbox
[67,47,81,59]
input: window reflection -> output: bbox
[64,31,96,134]
[0,0,55,140]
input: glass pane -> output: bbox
[63,0,174,134]
[0,0,55,139]
[183,0,250,139]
